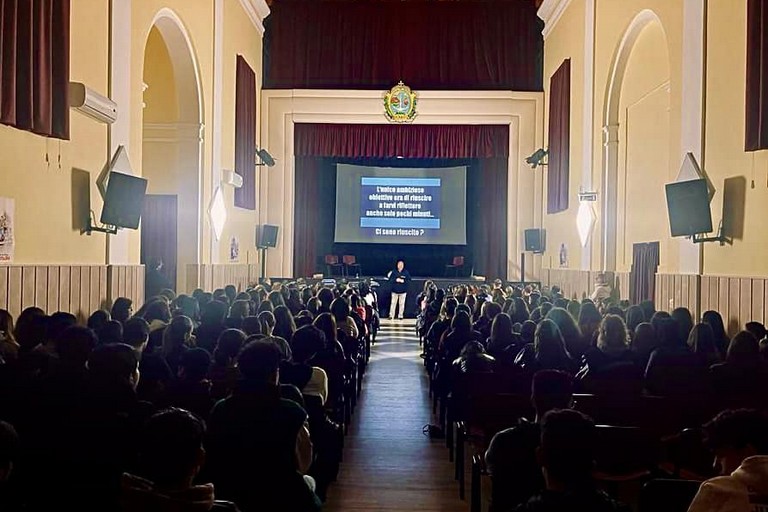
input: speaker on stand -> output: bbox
[255,224,279,282]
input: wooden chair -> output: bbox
[445,255,465,277]
[324,254,343,277]
[342,255,361,277]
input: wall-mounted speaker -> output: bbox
[256,224,279,248]
[524,228,546,253]
[665,179,713,237]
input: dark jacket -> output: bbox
[388,269,411,294]
[205,380,319,512]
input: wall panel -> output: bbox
[0,266,8,311]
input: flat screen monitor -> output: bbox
[665,179,713,237]
[100,171,148,229]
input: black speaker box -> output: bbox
[256,224,279,248]
[524,228,545,253]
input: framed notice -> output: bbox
[0,197,14,263]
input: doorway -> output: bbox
[141,195,179,294]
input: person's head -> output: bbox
[688,323,721,365]
[162,315,194,356]
[652,313,681,348]
[451,311,471,331]
[531,370,574,418]
[671,307,694,346]
[313,312,337,345]
[443,297,458,319]
[144,300,171,324]
[396,260,404,272]
[625,305,645,333]
[330,297,351,323]
[257,300,274,315]
[539,409,596,488]
[213,328,247,366]
[726,331,760,365]
[483,301,502,322]
[174,295,200,322]
[267,290,285,309]
[241,316,262,336]
[631,322,657,357]
[273,305,296,334]
[0,421,19,482]
[111,298,133,324]
[639,300,656,322]
[534,319,570,362]
[224,285,237,303]
[545,307,583,356]
[490,313,513,341]
[291,325,325,363]
[122,317,150,354]
[257,311,276,337]
[87,310,111,331]
[200,300,229,326]
[46,312,77,347]
[137,408,206,489]
[596,315,630,356]
[57,326,98,368]
[745,321,767,342]
[521,320,537,344]
[97,320,124,345]
[702,310,728,341]
[460,340,486,357]
[159,289,176,303]
[228,300,251,320]
[577,303,601,336]
[178,348,211,382]
[237,340,281,384]
[88,343,140,389]
[702,409,768,475]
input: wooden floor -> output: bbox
[324,319,468,512]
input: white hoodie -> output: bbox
[688,456,768,512]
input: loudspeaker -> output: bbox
[524,228,545,253]
[665,179,713,237]
[256,224,279,248]
[100,171,148,229]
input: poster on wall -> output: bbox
[229,236,240,262]
[0,197,14,263]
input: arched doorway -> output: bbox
[141,10,203,294]
[601,10,672,273]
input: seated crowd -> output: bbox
[416,280,768,512]
[0,280,379,512]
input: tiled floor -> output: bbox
[324,319,468,511]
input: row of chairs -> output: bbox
[431,367,768,512]
[324,255,361,278]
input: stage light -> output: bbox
[209,187,227,241]
[526,148,548,169]
[576,201,596,247]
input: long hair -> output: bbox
[596,315,629,355]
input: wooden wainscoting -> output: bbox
[0,265,144,323]
[541,269,631,301]
[654,273,699,317]
[186,264,261,294]
[700,276,768,336]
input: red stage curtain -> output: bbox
[263,0,543,91]
[630,242,659,305]
[547,59,571,214]
[293,124,508,278]
[295,124,509,159]
[746,0,768,151]
[0,0,70,139]
[235,56,256,209]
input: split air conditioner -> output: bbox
[69,82,118,124]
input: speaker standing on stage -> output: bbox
[388,260,411,320]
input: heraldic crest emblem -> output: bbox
[384,81,418,123]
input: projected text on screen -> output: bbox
[360,177,442,239]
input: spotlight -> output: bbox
[526,148,549,169]
[256,148,276,167]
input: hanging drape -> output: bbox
[0,0,70,139]
[234,56,256,209]
[547,59,571,214]
[293,124,508,279]
[746,0,768,151]
[630,242,660,305]
[263,0,543,91]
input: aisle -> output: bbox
[324,319,467,512]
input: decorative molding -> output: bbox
[538,0,574,39]
[143,123,204,143]
[237,0,270,35]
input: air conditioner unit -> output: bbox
[69,82,117,124]
[223,169,243,188]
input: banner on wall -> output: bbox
[0,197,14,262]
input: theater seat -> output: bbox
[445,256,465,277]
